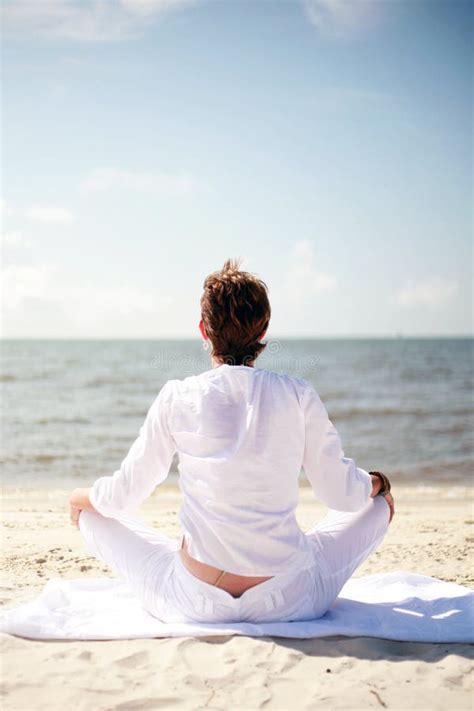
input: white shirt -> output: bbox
[89,364,372,576]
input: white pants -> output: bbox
[78,496,391,624]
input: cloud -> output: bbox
[303,0,382,37]
[1,199,75,225]
[0,261,170,337]
[25,205,76,224]
[396,278,458,307]
[0,198,15,219]
[121,0,189,16]
[284,240,338,307]
[1,0,192,43]
[82,168,195,196]
[1,263,54,310]
[0,230,31,249]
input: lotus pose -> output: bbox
[70,259,394,624]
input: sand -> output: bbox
[1,484,473,710]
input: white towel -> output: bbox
[1,571,472,643]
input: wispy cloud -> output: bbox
[1,263,54,311]
[0,198,14,219]
[284,240,338,307]
[25,205,76,224]
[0,230,31,249]
[1,0,192,43]
[303,0,382,38]
[396,277,458,307]
[1,261,172,337]
[1,199,76,225]
[82,168,195,196]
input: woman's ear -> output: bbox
[199,319,207,340]
[259,329,267,341]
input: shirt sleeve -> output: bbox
[301,382,372,511]
[89,381,176,519]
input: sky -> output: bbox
[1,0,472,338]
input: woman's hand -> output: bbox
[370,472,395,523]
[370,473,384,497]
[69,487,97,528]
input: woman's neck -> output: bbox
[211,356,254,368]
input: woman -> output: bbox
[70,258,394,624]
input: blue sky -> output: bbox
[1,0,472,338]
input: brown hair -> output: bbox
[200,258,271,366]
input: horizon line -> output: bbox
[1,334,473,342]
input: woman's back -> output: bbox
[90,359,373,577]
[168,363,312,576]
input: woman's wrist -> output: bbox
[369,471,391,498]
[370,474,383,497]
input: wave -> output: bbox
[30,454,67,463]
[1,371,61,382]
[328,406,427,420]
[116,411,147,419]
[328,405,474,421]
[84,376,147,388]
[388,458,474,479]
[34,417,89,425]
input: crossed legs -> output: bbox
[78,496,391,622]
[78,510,178,614]
[306,494,392,609]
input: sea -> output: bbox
[1,338,472,489]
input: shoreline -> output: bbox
[2,481,473,496]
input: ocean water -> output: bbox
[1,338,472,489]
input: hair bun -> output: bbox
[221,258,243,277]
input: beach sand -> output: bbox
[1,484,473,710]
